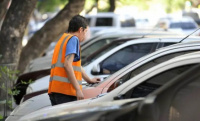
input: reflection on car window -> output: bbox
[130,64,196,98]
[81,38,117,61]
[129,50,197,79]
[169,72,200,121]
[106,50,197,92]
[101,43,155,74]
[83,42,122,66]
[96,17,113,26]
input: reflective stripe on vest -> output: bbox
[50,76,82,85]
[51,63,82,72]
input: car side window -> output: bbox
[81,38,117,60]
[86,17,91,26]
[156,42,176,49]
[129,50,197,79]
[129,64,196,98]
[96,17,113,26]
[107,50,197,92]
[169,73,200,121]
[100,43,155,74]
[121,18,135,27]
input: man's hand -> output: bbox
[90,77,101,84]
[76,90,84,100]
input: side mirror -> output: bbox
[91,64,100,75]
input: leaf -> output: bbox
[0,115,3,119]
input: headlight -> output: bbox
[26,86,33,94]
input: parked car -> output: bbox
[31,63,200,121]
[85,12,136,36]
[155,17,199,35]
[182,11,200,26]
[11,51,200,121]
[6,44,200,121]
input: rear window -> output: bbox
[86,18,91,25]
[96,17,113,26]
[121,18,135,27]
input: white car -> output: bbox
[6,41,200,121]
[85,12,136,35]
[15,51,200,121]
[26,38,175,94]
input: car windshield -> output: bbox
[82,42,121,66]
[170,22,197,30]
[81,38,117,59]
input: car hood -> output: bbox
[19,98,143,121]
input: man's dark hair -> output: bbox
[67,15,88,32]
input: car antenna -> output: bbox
[179,27,200,43]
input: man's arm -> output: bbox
[81,66,100,84]
[64,54,84,100]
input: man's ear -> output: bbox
[78,27,83,33]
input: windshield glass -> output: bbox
[81,38,117,59]
[82,43,121,66]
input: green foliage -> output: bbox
[0,66,20,109]
[0,115,3,120]
[21,79,33,85]
[85,0,96,10]
[160,0,187,13]
[37,0,69,13]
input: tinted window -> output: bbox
[96,17,113,26]
[107,50,197,92]
[81,38,117,60]
[83,42,122,65]
[169,71,200,121]
[86,18,91,25]
[156,42,176,50]
[129,50,197,79]
[162,42,176,47]
[121,18,135,27]
[130,64,196,98]
[100,43,155,74]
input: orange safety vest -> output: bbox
[48,33,82,96]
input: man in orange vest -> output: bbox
[48,15,100,106]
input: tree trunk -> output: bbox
[0,0,10,21]
[108,0,115,12]
[0,0,37,68]
[18,0,85,73]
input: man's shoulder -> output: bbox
[70,36,79,41]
